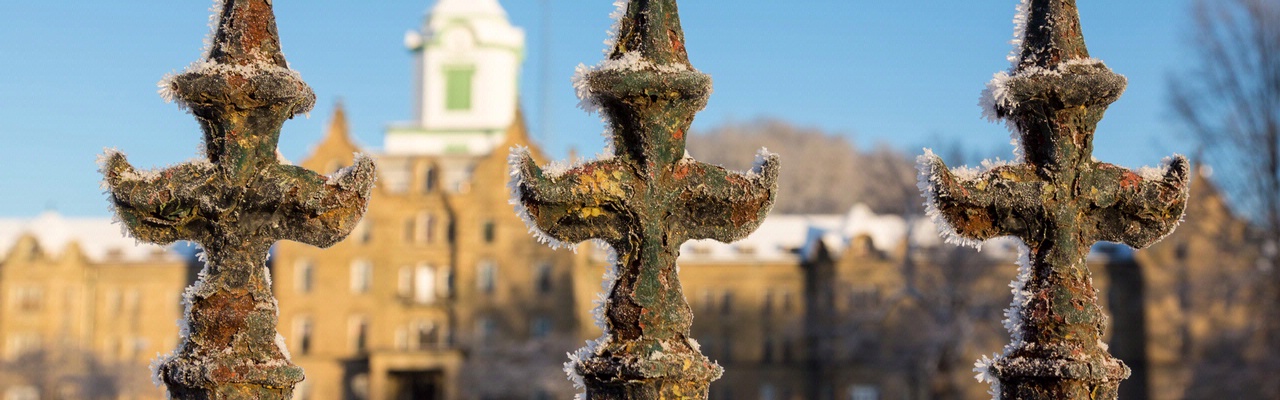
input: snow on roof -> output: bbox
[680,214,845,263]
[676,204,945,263]
[0,211,179,263]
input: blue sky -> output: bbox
[0,0,1198,217]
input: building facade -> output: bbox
[272,1,579,399]
[0,212,188,400]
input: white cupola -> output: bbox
[387,0,526,156]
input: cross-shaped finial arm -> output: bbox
[673,157,779,243]
[102,152,219,244]
[918,153,1044,243]
[511,148,630,245]
[260,160,377,247]
[1089,158,1191,248]
[102,151,376,248]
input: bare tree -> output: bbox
[1171,0,1280,237]
[1169,0,1280,396]
[687,119,918,215]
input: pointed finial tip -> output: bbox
[609,0,692,67]
[207,0,289,67]
[1014,0,1091,71]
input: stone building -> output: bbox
[0,212,187,400]
[266,1,1263,398]
[271,1,579,399]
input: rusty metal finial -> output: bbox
[510,0,779,398]
[918,0,1190,399]
[101,1,376,398]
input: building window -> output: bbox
[395,328,408,351]
[349,316,368,353]
[295,260,314,294]
[762,338,775,364]
[475,317,496,345]
[14,286,42,312]
[782,291,794,312]
[444,65,475,111]
[721,291,734,315]
[477,261,497,294]
[482,219,496,243]
[294,317,313,356]
[440,268,454,298]
[414,320,437,350]
[848,385,879,400]
[415,212,436,244]
[414,264,437,304]
[422,166,438,193]
[762,290,773,316]
[535,263,553,294]
[398,266,413,298]
[531,316,552,338]
[351,259,373,294]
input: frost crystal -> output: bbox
[916,149,984,249]
[506,146,577,251]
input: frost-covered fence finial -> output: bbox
[918,0,1190,399]
[100,0,376,398]
[509,0,779,398]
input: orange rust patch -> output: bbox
[1119,171,1141,190]
[192,290,255,349]
[673,163,692,180]
[667,30,684,57]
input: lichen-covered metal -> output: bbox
[509,1,779,398]
[918,1,1190,399]
[100,1,375,399]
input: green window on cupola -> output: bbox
[444,65,475,111]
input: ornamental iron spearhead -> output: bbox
[510,1,779,398]
[918,1,1190,399]
[100,1,375,399]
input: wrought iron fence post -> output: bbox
[509,1,779,398]
[101,1,375,398]
[918,1,1190,399]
